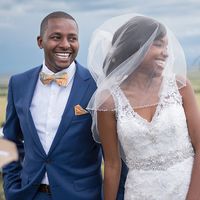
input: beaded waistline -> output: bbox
[126,146,194,171]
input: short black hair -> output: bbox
[40,11,78,36]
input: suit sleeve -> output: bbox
[2,77,24,192]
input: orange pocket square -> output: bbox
[74,104,88,115]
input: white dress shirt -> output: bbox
[30,61,76,184]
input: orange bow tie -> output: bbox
[40,72,68,87]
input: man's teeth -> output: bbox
[56,53,70,58]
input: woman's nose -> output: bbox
[162,47,168,58]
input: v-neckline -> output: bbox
[117,86,163,125]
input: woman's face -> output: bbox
[139,35,168,76]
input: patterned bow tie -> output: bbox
[40,72,68,87]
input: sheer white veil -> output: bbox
[87,14,187,146]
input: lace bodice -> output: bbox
[111,75,194,199]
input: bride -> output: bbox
[87,14,200,199]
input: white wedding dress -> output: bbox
[111,75,194,200]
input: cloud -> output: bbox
[0,0,199,74]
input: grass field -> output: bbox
[0,96,6,127]
[0,178,4,200]
[189,71,200,106]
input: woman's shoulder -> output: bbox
[96,89,116,111]
[177,76,194,101]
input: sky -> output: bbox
[0,0,200,76]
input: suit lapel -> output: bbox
[48,64,91,155]
[23,66,46,156]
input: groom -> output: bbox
[2,11,102,200]
[3,11,128,200]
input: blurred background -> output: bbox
[0,0,200,199]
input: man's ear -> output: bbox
[37,36,43,49]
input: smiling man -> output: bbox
[2,11,102,200]
[37,13,79,72]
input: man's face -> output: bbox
[37,18,79,73]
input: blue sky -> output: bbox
[0,0,200,75]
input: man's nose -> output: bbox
[60,38,70,48]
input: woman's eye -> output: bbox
[154,42,163,47]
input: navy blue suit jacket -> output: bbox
[3,62,103,200]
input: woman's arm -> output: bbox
[180,79,200,200]
[97,110,121,200]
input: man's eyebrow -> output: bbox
[68,33,78,36]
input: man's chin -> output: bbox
[56,62,72,70]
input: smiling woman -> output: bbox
[87,14,200,199]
